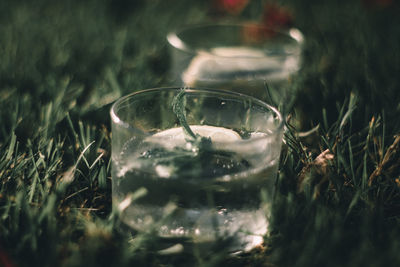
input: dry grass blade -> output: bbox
[368,135,400,186]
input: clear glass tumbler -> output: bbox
[167,23,304,106]
[110,87,284,252]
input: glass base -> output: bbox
[120,205,269,253]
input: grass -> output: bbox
[1,0,400,266]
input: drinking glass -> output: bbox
[110,87,284,252]
[167,23,304,107]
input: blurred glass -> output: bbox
[167,23,304,107]
[110,87,284,252]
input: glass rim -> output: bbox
[110,87,284,141]
[167,22,304,59]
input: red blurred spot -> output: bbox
[242,23,268,43]
[0,246,15,267]
[241,22,279,44]
[262,3,294,29]
[241,3,294,43]
[213,0,250,15]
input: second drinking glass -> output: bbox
[167,23,304,106]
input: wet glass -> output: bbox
[167,23,304,106]
[110,87,284,252]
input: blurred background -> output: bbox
[1,0,399,137]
